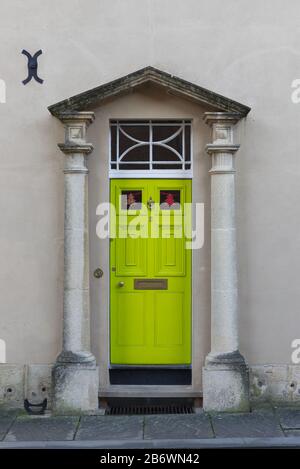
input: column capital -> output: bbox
[56,111,95,126]
[57,111,95,175]
[57,111,95,147]
[203,112,242,126]
[204,112,242,147]
[204,112,241,173]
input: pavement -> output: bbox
[1,404,300,448]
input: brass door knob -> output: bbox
[118,281,125,287]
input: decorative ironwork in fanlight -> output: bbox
[110,120,192,175]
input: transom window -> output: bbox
[110,120,192,177]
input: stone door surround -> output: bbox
[48,67,250,413]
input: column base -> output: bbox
[202,351,250,412]
[52,360,99,415]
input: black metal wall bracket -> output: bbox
[24,398,47,415]
[22,49,43,85]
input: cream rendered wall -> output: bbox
[0,0,299,368]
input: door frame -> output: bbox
[98,117,204,399]
[102,177,198,396]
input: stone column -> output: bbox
[52,112,99,414]
[202,112,249,412]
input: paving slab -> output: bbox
[211,411,284,438]
[275,408,300,429]
[3,436,300,449]
[0,415,16,440]
[4,416,79,441]
[250,402,274,412]
[144,413,214,440]
[284,429,300,437]
[76,416,143,441]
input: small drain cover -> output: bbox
[106,405,194,415]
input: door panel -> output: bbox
[110,179,191,365]
[116,235,147,276]
[154,233,185,276]
[116,292,146,346]
[153,292,184,347]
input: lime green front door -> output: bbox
[110,179,191,365]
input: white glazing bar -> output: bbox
[119,143,148,160]
[112,122,187,126]
[182,120,185,170]
[117,120,120,171]
[150,120,153,170]
[118,161,182,165]
[109,123,112,168]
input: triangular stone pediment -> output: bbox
[48,66,250,117]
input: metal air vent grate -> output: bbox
[106,404,195,415]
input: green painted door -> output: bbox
[110,179,191,364]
